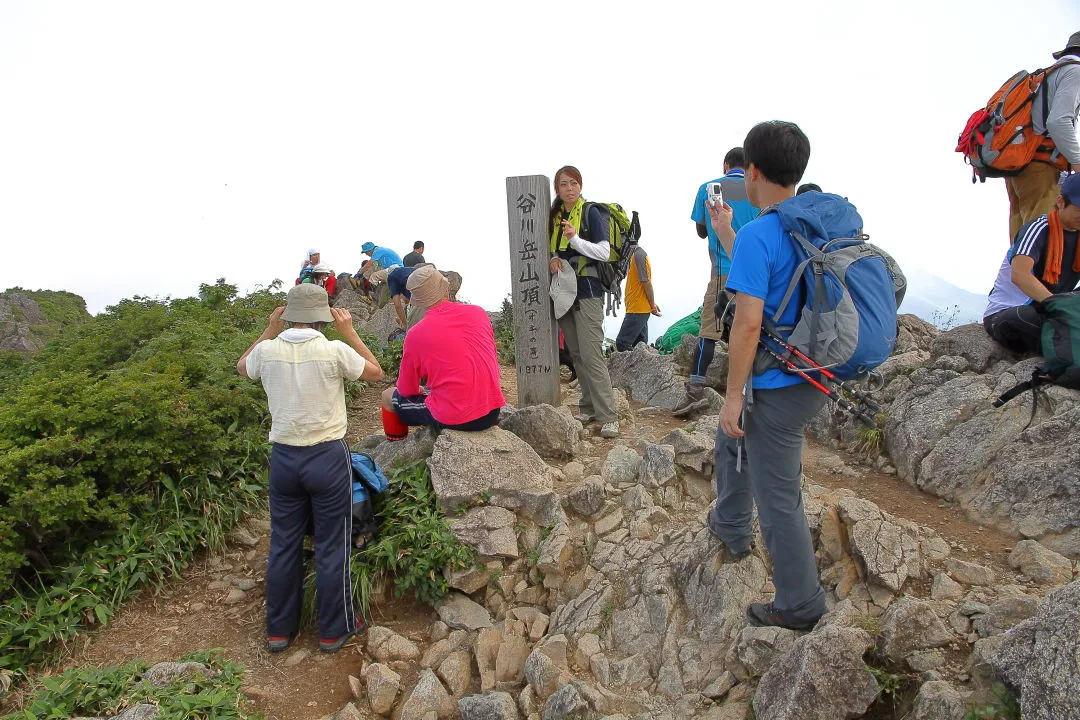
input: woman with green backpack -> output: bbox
[548,166,619,439]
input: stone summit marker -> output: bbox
[506,175,559,408]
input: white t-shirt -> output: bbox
[246,328,366,446]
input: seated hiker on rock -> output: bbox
[386,264,419,330]
[379,265,506,440]
[983,174,1080,354]
[236,284,383,654]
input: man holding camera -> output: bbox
[674,148,759,416]
[706,121,828,631]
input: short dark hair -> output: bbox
[743,121,810,187]
[796,183,822,195]
[723,147,746,169]
[413,241,424,250]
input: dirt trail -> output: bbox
[20,368,1022,720]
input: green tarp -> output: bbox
[655,307,702,354]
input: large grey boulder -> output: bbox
[1008,540,1074,585]
[429,428,558,523]
[363,426,438,471]
[450,506,519,558]
[928,323,1019,373]
[885,360,1080,557]
[399,668,455,719]
[896,313,939,354]
[660,414,719,475]
[458,692,519,720]
[142,661,216,686]
[436,592,493,631]
[540,684,587,720]
[880,597,954,662]
[607,343,684,409]
[639,442,676,487]
[601,445,642,484]
[752,625,879,720]
[548,522,767,695]
[990,580,1080,720]
[911,680,968,720]
[498,404,583,460]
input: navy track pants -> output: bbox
[266,438,357,640]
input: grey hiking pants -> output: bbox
[708,382,827,625]
[558,298,617,424]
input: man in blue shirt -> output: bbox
[705,121,827,631]
[361,242,404,285]
[674,148,759,416]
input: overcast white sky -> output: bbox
[2,2,1079,338]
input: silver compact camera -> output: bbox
[706,182,724,208]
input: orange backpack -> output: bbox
[956,58,1079,182]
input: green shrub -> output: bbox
[360,460,475,607]
[5,651,253,720]
[302,460,475,620]
[0,279,279,672]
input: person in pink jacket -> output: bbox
[379,265,506,439]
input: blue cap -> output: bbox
[361,241,376,253]
[1062,173,1080,206]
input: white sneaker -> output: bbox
[574,413,594,425]
[600,421,620,438]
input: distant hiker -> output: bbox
[615,243,660,351]
[707,121,829,631]
[379,266,505,439]
[958,32,1080,240]
[360,242,404,285]
[1006,33,1080,240]
[674,148,760,416]
[299,263,337,298]
[300,248,320,273]
[403,241,426,268]
[548,165,620,439]
[386,264,418,330]
[796,183,822,195]
[984,174,1080,354]
[236,284,383,654]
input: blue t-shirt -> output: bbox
[725,212,804,390]
[387,266,416,299]
[690,169,759,275]
[370,247,403,269]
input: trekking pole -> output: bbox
[754,338,875,424]
[759,328,882,417]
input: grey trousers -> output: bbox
[558,298,617,423]
[708,382,827,624]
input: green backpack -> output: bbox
[580,202,642,316]
[994,291,1080,421]
[655,308,703,354]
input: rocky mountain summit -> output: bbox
[61,298,1078,720]
[280,311,1074,719]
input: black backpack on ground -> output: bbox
[994,291,1080,423]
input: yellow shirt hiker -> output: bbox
[616,246,660,351]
